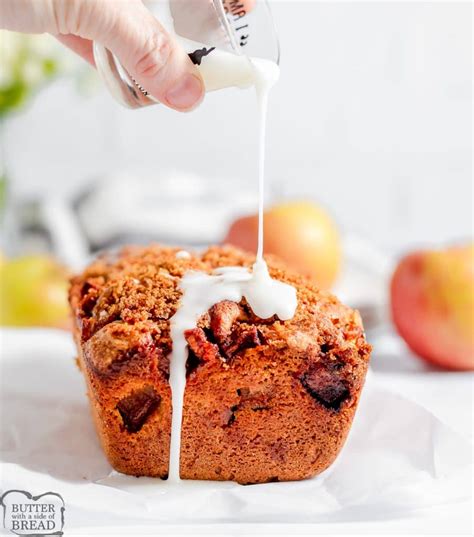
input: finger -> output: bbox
[55,34,95,66]
[75,0,204,112]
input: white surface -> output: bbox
[0,328,472,535]
[4,2,472,252]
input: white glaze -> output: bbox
[195,46,255,92]
[167,58,297,483]
[251,58,280,261]
[175,250,191,259]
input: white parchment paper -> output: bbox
[0,328,471,532]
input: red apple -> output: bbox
[390,244,474,370]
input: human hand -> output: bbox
[0,0,205,111]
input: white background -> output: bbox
[5,1,472,253]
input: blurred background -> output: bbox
[0,2,472,376]
[2,1,471,250]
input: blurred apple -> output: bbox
[0,254,70,329]
[224,201,341,289]
[390,244,474,371]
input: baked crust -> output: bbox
[69,245,371,484]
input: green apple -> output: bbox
[0,255,70,329]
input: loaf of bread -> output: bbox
[69,245,371,484]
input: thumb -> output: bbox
[79,0,205,111]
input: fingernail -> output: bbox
[165,74,204,111]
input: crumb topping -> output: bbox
[70,244,370,384]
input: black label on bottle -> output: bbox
[188,47,216,66]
